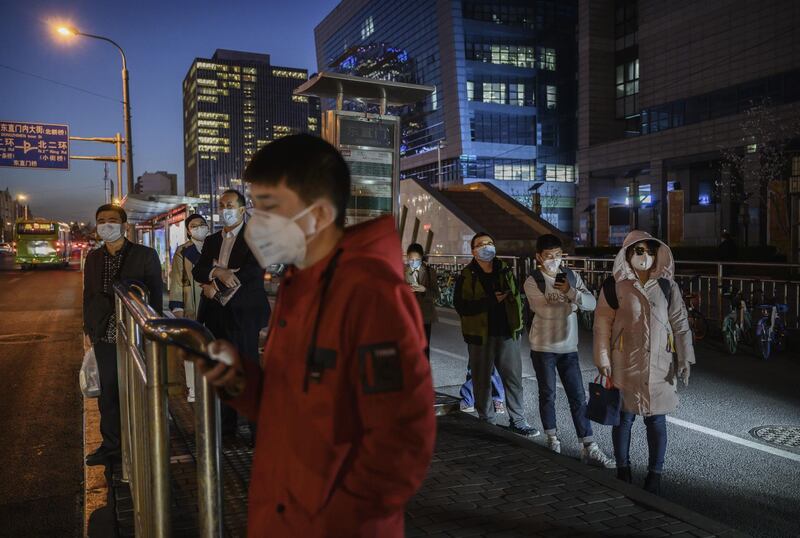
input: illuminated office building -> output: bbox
[182,49,320,211]
[316,1,578,231]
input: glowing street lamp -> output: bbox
[53,23,134,197]
[16,194,29,220]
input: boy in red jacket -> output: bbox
[197,134,436,537]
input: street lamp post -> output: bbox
[57,26,134,196]
[17,194,28,220]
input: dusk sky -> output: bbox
[0,0,340,222]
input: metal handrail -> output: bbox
[113,280,222,538]
[424,255,800,329]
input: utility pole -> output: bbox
[103,163,111,203]
[436,139,446,190]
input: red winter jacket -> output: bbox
[229,215,436,537]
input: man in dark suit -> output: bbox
[193,189,270,436]
[83,204,163,466]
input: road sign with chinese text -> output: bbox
[0,121,69,170]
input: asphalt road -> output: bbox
[0,254,84,537]
[431,307,800,538]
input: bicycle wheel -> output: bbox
[755,319,772,360]
[690,310,708,341]
[722,317,737,355]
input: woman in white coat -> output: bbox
[593,230,695,494]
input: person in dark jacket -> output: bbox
[454,233,538,437]
[83,204,162,466]
[192,189,270,437]
[404,243,438,360]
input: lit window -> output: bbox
[543,164,575,182]
[546,85,557,110]
[198,112,229,120]
[272,69,306,79]
[242,67,257,75]
[538,47,556,70]
[292,95,309,103]
[361,16,375,40]
[467,81,474,101]
[198,95,218,103]
[431,86,438,110]
[510,83,525,106]
[196,79,217,87]
[482,82,507,104]
[307,117,318,125]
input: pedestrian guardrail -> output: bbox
[426,255,800,329]
[113,280,222,538]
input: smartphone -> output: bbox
[555,272,567,284]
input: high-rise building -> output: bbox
[182,49,320,210]
[135,171,178,195]
[315,0,579,232]
[576,0,800,249]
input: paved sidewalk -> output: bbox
[407,414,744,537]
[104,394,744,538]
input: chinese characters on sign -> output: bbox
[0,121,69,170]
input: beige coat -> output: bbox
[593,231,695,416]
[168,240,203,319]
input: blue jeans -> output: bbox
[530,351,593,442]
[612,412,667,473]
[460,367,505,406]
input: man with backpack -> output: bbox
[523,234,614,467]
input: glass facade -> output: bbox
[317,0,577,230]
[183,50,320,209]
[640,68,800,135]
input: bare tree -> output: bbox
[719,98,799,245]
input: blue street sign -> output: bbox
[0,120,70,170]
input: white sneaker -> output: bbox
[459,401,475,413]
[581,443,616,468]
[546,435,561,454]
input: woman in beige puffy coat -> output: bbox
[593,230,695,495]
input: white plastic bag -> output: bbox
[80,346,101,398]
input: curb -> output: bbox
[82,340,108,538]
[453,412,750,538]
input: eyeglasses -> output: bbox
[633,246,652,255]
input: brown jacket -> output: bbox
[404,263,439,324]
[593,231,695,416]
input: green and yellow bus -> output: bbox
[14,219,71,269]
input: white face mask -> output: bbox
[244,204,328,269]
[97,223,123,243]
[221,208,241,227]
[190,225,209,241]
[542,257,562,275]
[631,253,654,271]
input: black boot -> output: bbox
[644,472,662,495]
[616,466,632,483]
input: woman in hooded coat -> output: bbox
[593,231,695,494]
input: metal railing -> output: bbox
[426,254,800,329]
[114,280,223,537]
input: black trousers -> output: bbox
[424,323,432,362]
[202,305,265,435]
[95,341,121,452]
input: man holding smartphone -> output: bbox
[523,234,614,467]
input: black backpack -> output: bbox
[601,275,672,310]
